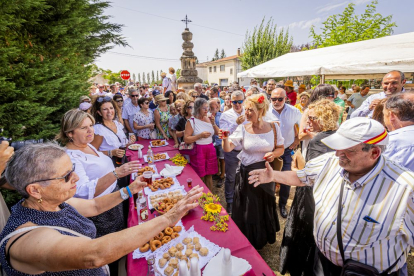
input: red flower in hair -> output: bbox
[258,95,264,104]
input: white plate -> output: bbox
[150,140,169,147]
[152,226,222,276]
[146,186,187,210]
[144,177,182,197]
[132,220,185,260]
[144,152,170,163]
[128,144,144,151]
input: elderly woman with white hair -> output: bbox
[184,98,219,190]
[0,142,202,276]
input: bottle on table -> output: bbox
[137,195,148,224]
[146,256,155,276]
[222,248,232,276]
[147,146,154,164]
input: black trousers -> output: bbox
[279,148,293,208]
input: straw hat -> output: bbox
[154,94,168,102]
[299,84,306,90]
[284,80,294,87]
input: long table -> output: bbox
[126,139,275,276]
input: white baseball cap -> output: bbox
[321,117,388,150]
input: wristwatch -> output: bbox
[119,188,129,200]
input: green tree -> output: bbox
[240,17,293,70]
[142,72,146,83]
[0,0,126,140]
[102,69,123,84]
[212,48,220,61]
[147,73,150,85]
[151,70,155,83]
[176,68,181,79]
[138,73,141,83]
[156,71,159,82]
[310,0,396,48]
[220,49,226,59]
[132,73,136,82]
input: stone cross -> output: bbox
[181,15,192,29]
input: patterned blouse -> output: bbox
[156,106,171,139]
[133,109,154,139]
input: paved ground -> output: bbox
[211,179,414,275]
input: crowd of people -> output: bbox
[0,68,414,276]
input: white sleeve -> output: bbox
[122,105,129,120]
[274,122,285,147]
[229,125,243,148]
[70,157,98,200]
[219,113,232,133]
[93,124,105,136]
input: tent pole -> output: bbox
[320,74,325,84]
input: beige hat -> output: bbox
[284,80,294,87]
[299,84,306,89]
[321,117,388,150]
[155,94,168,102]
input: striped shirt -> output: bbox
[297,152,414,272]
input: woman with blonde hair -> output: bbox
[280,99,339,276]
[221,94,284,249]
[176,91,191,102]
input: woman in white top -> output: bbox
[184,98,219,190]
[90,96,135,160]
[221,93,284,250]
[57,109,140,238]
[169,67,177,92]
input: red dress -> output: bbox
[287,91,297,105]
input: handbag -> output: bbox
[100,123,127,167]
[179,118,198,155]
[270,123,283,172]
[337,180,402,276]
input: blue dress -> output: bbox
[0,199,105,275]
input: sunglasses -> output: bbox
[131,95,139,98]
[232,100,244,105]
[97,96,112,103]
[192,95,199,98]
[187,106,193,109]
[116,100,123,103]
[26,164,76,185]
[271,97,285,102]
[308,116,318,121]
[144,102,149,105]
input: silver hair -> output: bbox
[231,90,245,100]
[4,142,67,198]
[208,98,220,108]
[193,98,208,118]
[194,83,202,89]
[128,88,138,95]
[360,143,387,153]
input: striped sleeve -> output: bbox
[297,153,331,186]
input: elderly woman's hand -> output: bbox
[128,175,147,194]
[117,161,141,177]
[198,131,211,139]
[112,148,125,158]
[0,141,14,173]
[248,161,274,187]
[263,152,275,162]
[165,186,203,226]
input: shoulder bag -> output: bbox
[270,123,283,172]
[337,180,402,276]
[100,123,128,167]
[179,118,197,155]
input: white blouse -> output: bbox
[93,120,127,151]
[188,117,214,145]
[229,123,285,166]
[66,144,117,199]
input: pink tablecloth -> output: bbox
[126,139,275,276]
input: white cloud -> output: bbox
[317,1,349,13]
[353,0,371,5]
[286,17,322,30]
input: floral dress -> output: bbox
[133,110,154,139]
[156,106,171,139]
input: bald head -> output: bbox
[271,88,287,98]
[382,71,406,95]
[271,88,287,111]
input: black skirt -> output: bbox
[279,186,316,276]
[232,161,280,250]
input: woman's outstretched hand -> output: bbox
[248,161,274,187]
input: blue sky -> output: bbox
[95,0,414,80]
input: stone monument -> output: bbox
[177,15,202,91]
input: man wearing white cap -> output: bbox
[249,117,412,275]
[351,70,406,118]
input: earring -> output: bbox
[69,137,73,142]
[38,198,43,204]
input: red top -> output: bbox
[287,91,297,105]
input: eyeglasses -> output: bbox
[187,106,193,109]
[271,97,285,102]
[308,116,318,121]
[115,100,123,103]
[131,95,139,98]
[192,95,199,98]
[97,96,112,103]
[144,102,149,105]
[232,100,244,105]
[26,164,76,185]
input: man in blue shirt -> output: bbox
[351,71,406,118]
[382,92,414,171]
[270,88,302,218]
[346,85,370,119]
[122,88,140,135]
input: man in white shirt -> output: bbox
[195,83,209,100]
[351,71,406,118]
[96,84,106,96]
[382,92,414,171]
[270,88,302,218]
[219,91,247,215]
[122,89,140,135]
[161,72,173,93]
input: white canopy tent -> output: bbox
[237,32,414,80]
